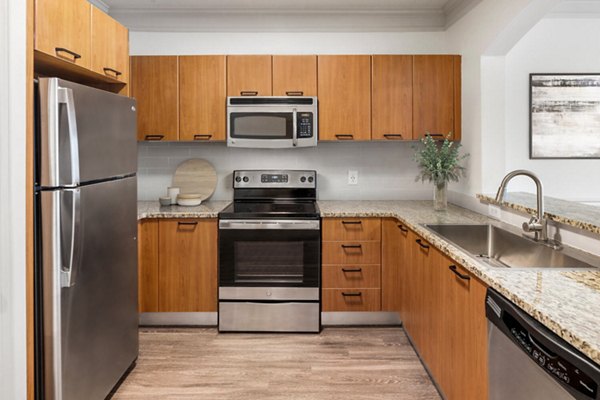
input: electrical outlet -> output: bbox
[488,204,501,219]
[348,170,358,185]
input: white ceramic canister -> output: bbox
[167,187,180,205]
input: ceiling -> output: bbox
[92,0,483,32]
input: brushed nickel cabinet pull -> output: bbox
[55,47,81,61]
[240,91,258,96]
[335,134,354,140]
[144,134,165,141]
[193,134,212,140]
[286,91,304,96]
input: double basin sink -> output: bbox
[424,223,599,270]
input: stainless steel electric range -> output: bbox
[218,170,321,333]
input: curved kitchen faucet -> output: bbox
[495,170,548,242]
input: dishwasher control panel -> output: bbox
[487,289,600,400]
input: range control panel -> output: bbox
[505,313,598,398]
[233,170,316,189]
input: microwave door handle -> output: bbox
[292,108,298,147]
[57,87,80,186]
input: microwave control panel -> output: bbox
[297,113,313,138]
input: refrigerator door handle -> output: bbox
[57,86,80,186]
[61,189,82,288]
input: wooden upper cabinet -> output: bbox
[272,55,317,96]
[317,55,371,141]
[158,219,218,312]
[35,0,91,69]
[372,55,413,141]
[90,6,129,83]
[130,56,179,141]
[227,55,272,96]
[413,55,461,141]
[179,56,227,141]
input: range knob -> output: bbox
[300,176,306,182]
[308,176,314,183]
[243,176,249,183]
[235,176,241,182]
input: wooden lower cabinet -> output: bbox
[399,227,489,400]
[322,289,381,312]
[137,218,218,313]
[381,218,409,312]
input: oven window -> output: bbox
[230,113,292,139]
[234,241,304,283]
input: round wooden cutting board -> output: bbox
[172,159,217,200]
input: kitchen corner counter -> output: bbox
[318,200,600,366]
[137,200,230,220]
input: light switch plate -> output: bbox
[488,204,501,219]
[348,170,358,185]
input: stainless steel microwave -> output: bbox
[227,97,318,148]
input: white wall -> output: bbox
[138,141,433,201]
[0,0,27,399]
[131,30,451,201]
[504,18,600,202]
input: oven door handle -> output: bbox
[219,219,320,230]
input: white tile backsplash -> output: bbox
[137,141,432,201]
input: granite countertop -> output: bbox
[477,192,600,235]
[138,199,600,365]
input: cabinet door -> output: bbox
[381,218,407,312]
[372,55,413,141]
[317,55,371,141]
[227,55,272,96]
[35,0,91,69]
[138,220,159,312]
[91,6,129,83]
[179,56,226,141]
[272,55,317,96]
[440,259,488,400]
[130,56,179,141]
[158,219,218,312]
[413,55,461,140]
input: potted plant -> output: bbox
[413,133,469,211]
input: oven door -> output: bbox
[218,219,320,289]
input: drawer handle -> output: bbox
[449,265,470,281]
[286,91,304,96]
[341,221,362,225]
[341,292,362,297]
[103,67,122,77]
[55,47,81,61]
[240,91,258,96]
[342,268,362,273]
[415,239,429,249]
[428,133,445,139]
[397,224,408,233]
[335,134,354,140]
[145,134,165,141]
[194,134,212,141]
[341,244,362,249]
[383,134,403,139]
[177,221,198,226]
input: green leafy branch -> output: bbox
[413,133,469,184]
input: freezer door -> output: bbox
[37,78,137,187]
[39,176,138,400]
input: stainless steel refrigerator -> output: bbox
[34,78,138,400]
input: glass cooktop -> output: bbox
[219,201,320,220]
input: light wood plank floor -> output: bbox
[112,327,440,400]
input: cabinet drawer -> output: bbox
[322,264,380,289]
[323,218,381,241]
[322,241,381,265]
[322,289,381,312]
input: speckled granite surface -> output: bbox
[477,192,600,235]
[137,200,230,220]
[139,199,600,365]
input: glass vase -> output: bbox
[433,180,448,211]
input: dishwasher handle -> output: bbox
[486,288,600,400]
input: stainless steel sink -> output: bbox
[424,224,599,269]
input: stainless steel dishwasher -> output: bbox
[486,289,600,400]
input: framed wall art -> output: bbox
[530,73,600,159]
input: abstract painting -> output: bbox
[530,73,600,159]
